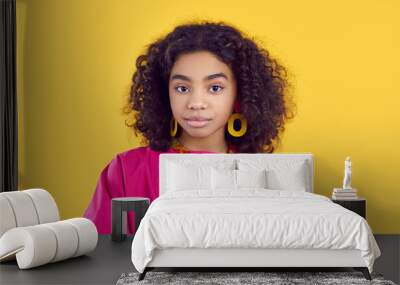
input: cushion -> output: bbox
[0,196,16,237]
[166,161,212,191]
[265,161,308,191]
[236,169,268,188]
[211,168,268,190]
[211,168,237,190]
[238,159,309,191]
[0,189,60,238]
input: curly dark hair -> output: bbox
[122,20,297,153]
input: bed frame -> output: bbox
[138,153,372,281]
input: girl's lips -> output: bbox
[185,119,211,128]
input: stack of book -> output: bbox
[332,188,358,200]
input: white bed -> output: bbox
[131,153,381,281]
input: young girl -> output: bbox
[84,20,296,234]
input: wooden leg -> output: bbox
[138,268,148,281]
[354,267,372,280]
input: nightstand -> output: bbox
[332,197,366,218]
[111,197,150,242]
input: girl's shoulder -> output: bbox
[114,145,171,167]
[118,145,151,159]
[100,146,159,181]
[115,145,151,164]
[119,144,172,157]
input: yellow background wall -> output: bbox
[16,0,399,233]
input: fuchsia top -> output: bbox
[83,140,236,234]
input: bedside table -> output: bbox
[111,197,150,242]
[332,197,366,218]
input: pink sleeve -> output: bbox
[83,155,125,234]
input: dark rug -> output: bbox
[116,271,396,285]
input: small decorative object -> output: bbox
[342,156,352,189]
[332,156,358,200]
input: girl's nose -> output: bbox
[187,92,207,110]
[188,102,206,110]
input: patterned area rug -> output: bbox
[116,271,396,285]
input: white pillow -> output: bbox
[236,169,268,188]
[211,168,237,190]
[238,159,309,191]
[211,168,268,190]
[167,161,212,191]
[265,161,308,191]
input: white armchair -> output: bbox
[0,189,98,269]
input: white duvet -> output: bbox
[131,189,381,273]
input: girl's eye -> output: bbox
[174,85,224,94]
[175,86,190,93]
[210,85,224,93]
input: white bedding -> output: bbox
[131,189,381,273]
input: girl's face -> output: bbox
[168,51,237,139]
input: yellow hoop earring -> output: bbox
[170,117,178,137]
[227,113,247,137]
